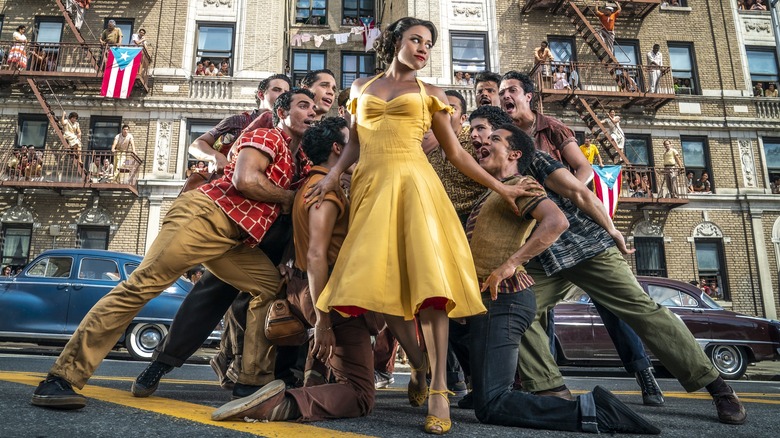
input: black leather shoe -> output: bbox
[232,382,263,400]
[131,361,174,397]
[457,391,474,409]
[31,374,87,410]
[713,387,747,425]
[635,368,665,406]
[593,386,661,434]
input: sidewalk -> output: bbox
[744,360,780,381]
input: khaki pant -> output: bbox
[50,191,280,388]
[518,247,720,393]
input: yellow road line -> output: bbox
[0,372,373,438]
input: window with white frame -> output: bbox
[451,32,489,79]
[296,0,327,25]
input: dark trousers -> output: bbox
[447,319,470,384]
[285,276,375,421]
[287,316,375,421]
[593,301,652,373]
[373,326,398,374]
[154,271,239,367]
[469,290,588,431]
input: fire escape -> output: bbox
[0,0,150,196]
[523,0,686,215]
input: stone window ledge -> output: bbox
[660,5,693,12]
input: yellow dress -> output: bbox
[316,74,487,320]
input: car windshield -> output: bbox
[699,292,723,309]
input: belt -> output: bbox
[292,267,308,280]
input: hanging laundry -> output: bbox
[334,33,350,45]
[314,35,325,47]
[291,34,304,47]
[365,28,381,52]
[300,34,313,43]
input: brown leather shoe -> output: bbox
[211,379,286,421]
[713,388,747,425]
[534,386,574,401]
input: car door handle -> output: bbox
[72,284,84,290]
[58,283,72,288]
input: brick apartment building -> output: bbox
[0,0,778,319]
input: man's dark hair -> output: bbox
[122,124,130,130]
[302,117,348,165]
[444,90,467,114]
[374,17,438,65]
[300,69,336,88]
[497,123,535,174]
[501,71,535,94]
[258,74,292,92]
[469,105,513,128]
[68,112,78,120]
[474,71,502,89]
[273,89,315,125]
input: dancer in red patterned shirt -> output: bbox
[31,89,318,411]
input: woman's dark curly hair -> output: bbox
[374,17,437,65]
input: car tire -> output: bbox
[708,345,748,380]
[125,323,168,361]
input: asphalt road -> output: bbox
[1,349,779,438]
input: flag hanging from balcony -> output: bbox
[101,47,143,99]
[360,17,379,52]
[592,164,622,218]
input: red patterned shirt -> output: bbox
[199,127,311,246]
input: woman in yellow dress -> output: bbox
[308,17,526,434]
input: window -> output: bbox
[634,237,667,277]
[668,43,699,95]
[78,226,109,250]
[614,39,643,92]
[1,224,32,269]
[343,0,374,22]
[27,256,73,278]
[34,17,64,43]
[185,120,221,176]
[17,114,49,148]
[0,15,5,36]
[78,257,120,280]
[695,239,729,300]
[647,285,698,307]
[296,0,327,25]
[746,47,779,95]
[196,24,234,75]
[625,135,652,166]
[762,137,780,187]
[681,136,713,193]
[341,52,375,90]
[104,18,134,45]
[292,50,326,86]
[547,37,576,63]
[451,32,489,75]
[88,117,122,151]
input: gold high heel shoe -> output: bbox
[407,354,429,407]
[424,389,454,435]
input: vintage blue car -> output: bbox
[0,249,218,360]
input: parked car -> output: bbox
[553,276,780,379]
[0,249,219,360]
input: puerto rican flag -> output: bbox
[101,47,143,99]
[592,164,622,218]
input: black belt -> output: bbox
[292,267,308,280]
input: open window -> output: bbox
[1,224,32,270]
[668,42,700,95]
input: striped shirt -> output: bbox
[525,151,615,275]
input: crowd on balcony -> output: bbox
[452,71,474,86]
[195,59,231,77]
[5,146,44,181]
[737,0,769,10]
[754,82,779,97]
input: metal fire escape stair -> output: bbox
[572,96,630,164]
